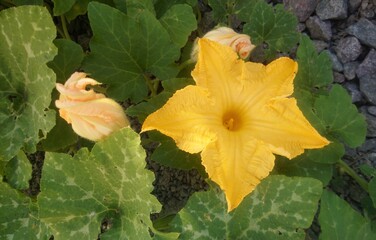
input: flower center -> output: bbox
[222,110,242,131]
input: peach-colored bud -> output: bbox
[55,72,129,141]
[191,27,255,61]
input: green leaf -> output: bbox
[294,35,333,94]
[274,156,333,186]
[319,190,376,240]
[314,85,367,148]
[126,78,194,122]
[0,181,51,240]
[47,39,84,84]
[83,2,180,102]
[64,0,90,21]
[370,178,376,208]
[11,0,43,5]
[159,4,197,48]
[0,6,57,162]
[4,151,32,190]
[52,0,77,16]
[207,0,228,23]
[243,2,298,57]
[127,92,171,122]
[154,0,197,18]
[39,128,161,239]
[126,0,156,16]
[306,141,345,164]
[172,175,322,239]
[148,131,205,172]
[40,115,78,151]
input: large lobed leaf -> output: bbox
[314,85,367,148]
[83,2,180,102]
[38,128,161,239]
[172,176,322,239]
[0,181,51,240]
[319,190,376,240]
[0,6,57,162]
[243,1,298,57]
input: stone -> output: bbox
[356,49,376,78]
[283,0,318,22]
[347,18,376,49]
[343,82,363,103]
[343,61,359,80]
[335,36,362,63]
[325,50,343,72]
[349,0,362,13]
[368,106,376,116]
[360,108,376,137]
[357,138,376,153]
[316,0,348,20]
[306,16,332,41]
[359,74,376,105]
[333,72,345,83]
[313,40,329,52]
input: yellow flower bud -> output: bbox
[191,27,255,61]
[55,72,129,141]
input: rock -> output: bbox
[333,72,345,83]
[349,0,362,13]
[357,138,376,153]
[316,0,348,20]
[343,82,363,103]
[325,50,343,72]
[368,106,376,116]
[335,36,362,63]
[343,61,359,80]
[313,40,329,52]
[359,74,376,105]
[306,16,332,41]
[347,18,376,49]
[356,49,376,78]
[283,0,318,22]
[360,109,376,137]
[297,23,306,32]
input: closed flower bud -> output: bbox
[191,27,255,61]
[55,72,129,141]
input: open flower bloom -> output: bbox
[55,72,129,141]
[191,27,255,61]
[143,39,330,211]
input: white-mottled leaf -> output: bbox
[172,175,322,239]
[39,128,161,239]
[0,181,51,240]
[0,6,57,162]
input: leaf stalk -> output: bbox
[338,159,369,193]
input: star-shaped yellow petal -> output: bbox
[142,38,329,211]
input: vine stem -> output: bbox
[338,159,369,193]
[60,15,71,40]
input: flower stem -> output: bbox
[60,15,71,40]
[338,159,369,193]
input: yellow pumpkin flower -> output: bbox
[55,72,129,141]
[142,39,329,211]
[191,27,255,61]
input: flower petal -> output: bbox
[249,98,330,159]
[240,57,298,110]
[191,39,245,107]
[142,85,220,153]
[57,98,129,141]
[201,132,275,212]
